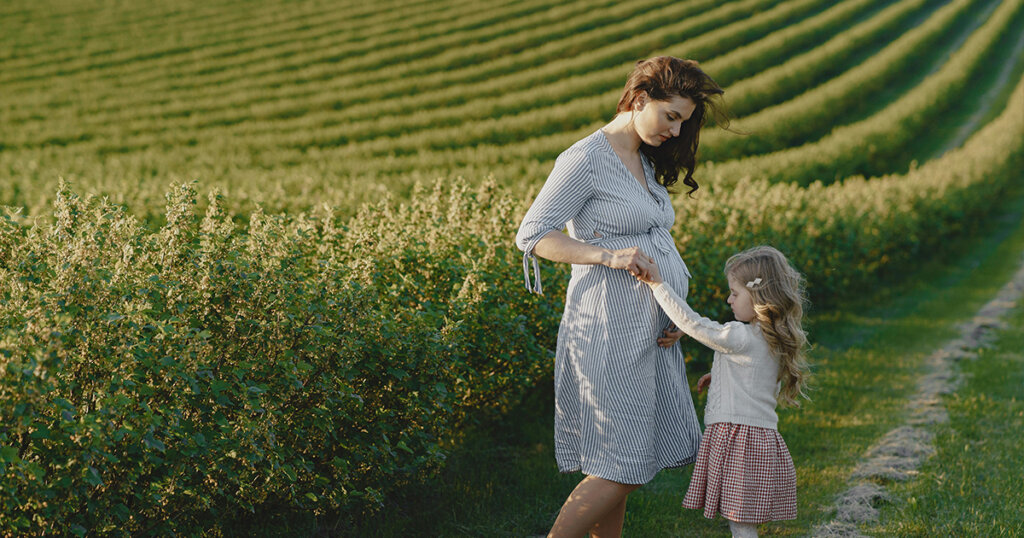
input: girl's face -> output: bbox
[726,274,756,323]
[633,94,696,147]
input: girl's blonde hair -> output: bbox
[725,246,810,407]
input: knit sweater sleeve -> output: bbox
[650,281,751,355]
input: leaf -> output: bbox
[0,446,19,463]
[143,433,166,453]
[84,466,104,487]
[387,367,409,380]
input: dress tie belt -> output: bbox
[522,252,543,295]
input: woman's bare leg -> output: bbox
[589,495,627,538]
[547,475,640,538]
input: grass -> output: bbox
[335,181,1024,537]
[868,297,1024,536]
[906,13,1024,164]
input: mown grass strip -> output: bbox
[698,0,988,161]
[710,0,941,118]
[701,0,1020,186]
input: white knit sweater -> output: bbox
[651,282,781,430]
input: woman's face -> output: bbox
[633,94,696,147]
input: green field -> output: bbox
[2,0,1023,535]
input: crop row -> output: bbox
[0,0,449,84]
[1,0,357,80]
[4,23,1018,224]
[130,0,887,151]
[4,0,828,149]
[273,0,961,157]
[698,0,994,161]
[702,0,1021,186]
[719,0,941,117]
[259,0,1013,185]
[86,0,607,97]
[9,0,554,94]
[1,0,731,133]
[213,0,898,144]
[0,0,537,96]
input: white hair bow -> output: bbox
[746,277,762,288]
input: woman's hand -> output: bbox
[605,246,657,281]
[657,323,683,348]
[696,373,712,393]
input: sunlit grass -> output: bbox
[869,305,1024,536]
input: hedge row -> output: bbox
[0,181,560,534]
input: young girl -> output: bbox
[638,245,809,538]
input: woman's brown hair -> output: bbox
[617,56,729,195]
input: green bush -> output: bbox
[0,180,560,534]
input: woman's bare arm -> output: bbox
[533,231,655,280]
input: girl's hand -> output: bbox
[657,323,683,348]
[696,373,712,393]
[605,246,656,281]
[643,259,663,284]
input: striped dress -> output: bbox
[516,129,702,485]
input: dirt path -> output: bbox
[812,253,1024,536]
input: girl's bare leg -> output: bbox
[547,475,640,538]
[727,519,759,537]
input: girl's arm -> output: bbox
[649,281,751,355]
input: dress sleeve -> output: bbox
[650,281,752,356]
[515,147,594,293]
[516,147,594,254]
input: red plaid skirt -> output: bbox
[682,422,797,523]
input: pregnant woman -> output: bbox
[516,56,729,538]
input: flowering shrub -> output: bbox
[0,180,561,534]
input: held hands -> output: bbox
[606,246,662,283]
[657,323,683,348]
